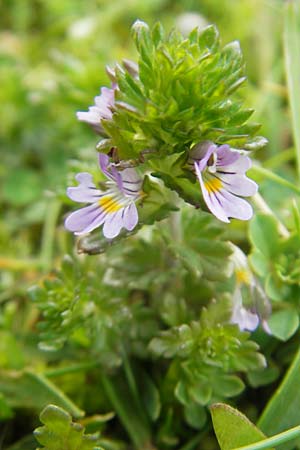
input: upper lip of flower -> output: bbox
[65,153,142,239]
[189,141,258,223]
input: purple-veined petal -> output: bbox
[216,173,258,197]
[103,209,124,239]
[218,154,252,174]
[216,145,240,166]
[76,107,102,125]
[67,186,102,203]
[216,188,253,221]
[123,202,139,231]
[194,163,229,222]
[65,203,106,235]
[121,168,142,196]
[75,173,95,187]
[67,172,103,203]
[98,153,123,188]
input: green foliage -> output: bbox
[106,21,264,162]
[211,403,273,450]
[258,347,300,450]
[249,213,300,340]
[150,299,265,408]
[34,404,102,450]
[29,255,158,366]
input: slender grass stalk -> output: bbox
[250,164,300,194]
[233,425,300,450]
[252,193,290,238]
[283,0,300,183]
[100,373,153,449]
[40,197,61,272]
[45,361,101,378]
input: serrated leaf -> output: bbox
[210,403,274,450]
[34,404,102,450]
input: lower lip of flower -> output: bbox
[204,177,222,194]
[98,195,123,213]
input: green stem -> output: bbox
[122,351,143,413]
[252,193,289,238]
[100,373,152,449]
[264,148,295,169]
[40,197,61,272]
[179,432,204,450]
[283,0,300,183]
[233,425,300,450]
[45,361,101,378]
[251,164,300,195]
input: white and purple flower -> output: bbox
[229,244,271,332]
[76,85,116,134]
[65,154,142,239]
[189,141,258,222]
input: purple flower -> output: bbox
[65,154,142,239]
[229,245,271,333]
[189,141,258,222]
[76,85,116,134]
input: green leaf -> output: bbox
[183,403,207,430]
[268,309,299,341]
[258,346,300,450]
[0,369,83,418]
[210,403,274,450]
[249,214,279,258]
[34,404,102,450]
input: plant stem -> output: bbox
[100,372,152,449]
[44,361,101,378]
[252,193,289,238]
[251,164,300,195]
[233,425,300,450]
[40,197,61,272]
[283,0,300,183]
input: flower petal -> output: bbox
[121,168,142,196]
[195,162,229,222]
[217,173,258,197]
[216,188,254,221]
[65,203,105,234]
[67,173,103,203]
[123,202,139,231]
[103,209,124,239]
[218,154,252,174]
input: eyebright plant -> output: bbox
[65,20,264,241]
[30,19,299,450]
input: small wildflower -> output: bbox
[189,141,258,222]
[229,244,271,332]
[65,154,142,239]
[76,85,116,134]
